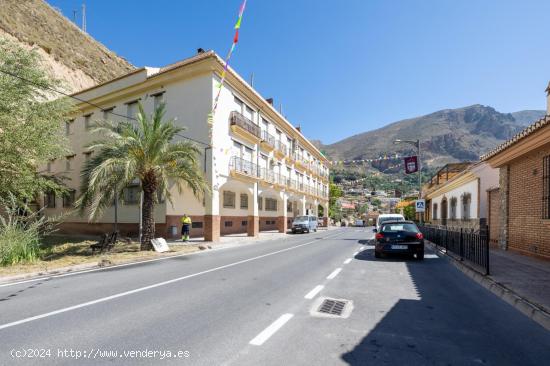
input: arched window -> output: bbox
[462,193,471,220]
[433,203,438,220]
[450,197,458,219]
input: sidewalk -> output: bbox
[489,248,550,313]
[167,227,335,249]
[427,240,550,330]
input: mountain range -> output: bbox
[315,105,546,168]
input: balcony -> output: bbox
[229,111,261,144]
[229,156,259,182]
[293,152,308,171]
[260,130,275,152]
[274,140,288,159]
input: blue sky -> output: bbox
[47,0,550,144]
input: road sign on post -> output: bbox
[415,199,426,213]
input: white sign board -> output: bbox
[415,199,426,213]
[151,238,170,253]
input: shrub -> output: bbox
[0,194,55,266]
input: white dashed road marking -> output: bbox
[326,268,342,280]
[249,314,294,346]
[304,285,324,299]
[343,258,352,264]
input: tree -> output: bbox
[0,37,72,201]
[77,104,208,250]
[329,182,342,219]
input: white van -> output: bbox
[375,214,405,232]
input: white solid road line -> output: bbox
[326,268,342,280]
[0,230,344,288]
[0,232,344,331]
[249,313,294,346]
[304,285,324,299]
[343,258,352,264]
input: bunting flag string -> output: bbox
[329,153,403,165]
[211,0,247,117]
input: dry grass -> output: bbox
[0,0,134,85]
[0,237,200,278]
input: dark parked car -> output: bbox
[373,220,424,260]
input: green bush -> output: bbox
[0,195,55,266]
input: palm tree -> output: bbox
[76,103,208,250]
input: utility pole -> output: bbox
[73,9,77,25]
[82,2,86,32]
[250,72,254,87]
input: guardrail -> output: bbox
[418,224,489,275]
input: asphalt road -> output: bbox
[0,227,549,365]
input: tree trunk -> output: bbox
[140,182,156,251]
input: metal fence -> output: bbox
[418,224,490,275]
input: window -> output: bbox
[63,190,76,208]
[544,156,550,219]
[265,198,277,211]
[84,114,93,130]
[192,222,203,229]
[450,197,457,219]
[244,105,254,121]
[241,220,248,226]
[152,92,165,111]
[123,185,140,205]
[44,192,56,208]
[240,193,248,209]
[223,191,236,208]
[102,108,114,122]
[287,200,292,213]
[126,100,139,120]
[65,155,74,171]
[462,193,471,220]
[224,221,233,227]
[65,120,73,136]
[433,203,438,220]
[258,197,263,210]
[234,96,243,112]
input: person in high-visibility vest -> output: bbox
[181,214,192,241]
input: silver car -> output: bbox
[291,215,318,233]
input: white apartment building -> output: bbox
[42,50,330,241]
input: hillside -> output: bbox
[0,0,134,92]
[320,105,546,167]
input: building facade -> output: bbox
[42,51,330,241]
[423,162,499,232]
[481,89,550,260]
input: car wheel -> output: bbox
[374,251,381,258]
[417,251,424,260]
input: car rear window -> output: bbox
[381,223,419,233]
[380,217,404,223]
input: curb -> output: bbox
[426,241,550,331]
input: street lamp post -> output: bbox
[394,139,422,223]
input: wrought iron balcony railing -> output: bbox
[230,156,259,177]
[229,111,261,139]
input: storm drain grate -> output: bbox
[318,299,347,316]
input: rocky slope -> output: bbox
[320,105,546,167]
[0,0,134,93]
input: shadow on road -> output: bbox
[341,250,550,366]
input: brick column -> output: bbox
[204,215,220,242]
[498,166,509,250]
[277,216,287,233]
[247,215,259,237]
